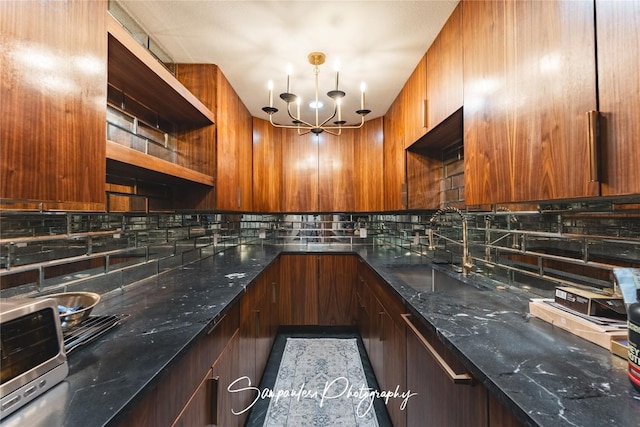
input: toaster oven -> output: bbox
[0,297,68,419]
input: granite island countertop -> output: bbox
[1,244,639,427]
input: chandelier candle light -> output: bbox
[262,52,371,136]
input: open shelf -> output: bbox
[107,12,215,128]
[106,141,214,187]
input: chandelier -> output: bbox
[261,52,371,136]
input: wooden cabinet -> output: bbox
[383,94,407,211]
[463,0,599,205]
[403,54,428,147]
[281,132,320,212]
[318,132,356,212]
[239,264,279,393]
[105,13,216,212]
[596,0,640,197]
[257,118,383,213]
[278,254,319,324]
[278,254,358,325]
[252,118,283,212]
[426,2,463,133]
[353,118,385,212]
[0,0,107,211]
[215,68,253,211]
[356,260,407,427]
[317,255,358,325]
[404,312,486,427]
[120,304,240,427]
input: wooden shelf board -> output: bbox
[107,12,215,128]
[106,140,214,187]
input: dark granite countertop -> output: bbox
[2,244,639,427]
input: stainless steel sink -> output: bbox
[387,264,484,294]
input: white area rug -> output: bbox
[263,338,380,427]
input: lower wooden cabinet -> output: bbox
[404,312,486,427]
[356,260,407,427]
[278,254,358,326]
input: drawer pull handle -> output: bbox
[401,313,473,385]
[206,313,227,335]
[210,375,220,424]
[586,110,600,182]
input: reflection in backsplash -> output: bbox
[376,201,640,297]
[1,201,639,299]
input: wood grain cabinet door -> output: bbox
[596,0,640,197]
[426,2,463,133]
[464,0,599,204]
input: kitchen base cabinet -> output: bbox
[119,304,240,427]
[404,313,486,427]
[278,254,358,326]
[173,331,241,427]
[278,255,319,325]
[356,260,407,427]
[318,255,358,325]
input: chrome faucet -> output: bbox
[428,206,475,276]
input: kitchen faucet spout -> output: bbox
[428,206,475,276]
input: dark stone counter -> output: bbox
[2,244,638,427]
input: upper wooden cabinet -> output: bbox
[596,0,640,197]
[215,68,253,211]
[426,2,463,133]
[403,54,428,147]
[354,118,385,212]
[252,118,283,212]
[384,94,407,211]
[463,0,599,205]
[1,0,107,211]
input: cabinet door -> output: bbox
[383,95,407,210]
[426,2,463,132]
[211,331,245,427]
[282,132,319,212]
[252,118,283,212]
[382,311,407,427]
[317,255,358,325]
[405,314,487,427]
[172,369,213,427]
[403,54,428,147]
[216,69,253,211]
[464,0,598,204]
[0,0,107,211]
[463,0,512,205]
[318,132,355,212]
[278,255,319,325]
[353,118,384,212]
[597,0,640,196]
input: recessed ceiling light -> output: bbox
[309,100,324,109]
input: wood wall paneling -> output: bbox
[0,0,107,210]
[406,151,441,209]
[596,0,640,196]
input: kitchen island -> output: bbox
[1,244,638,427]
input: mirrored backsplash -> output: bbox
[1,201,639,299]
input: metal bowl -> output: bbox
[41,291,101,331]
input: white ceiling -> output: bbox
[115,0,459,126]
